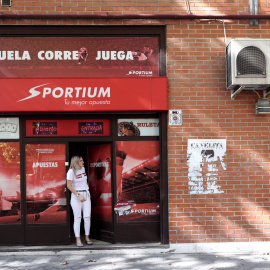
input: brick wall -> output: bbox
[2,0,270,18]
[167,20,270,243]
[1,0,270,244]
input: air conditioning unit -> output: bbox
[226,39,270,91]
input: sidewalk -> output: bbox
[0,241,269,270]
[0,252,269,270]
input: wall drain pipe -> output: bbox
[1,14,270,21]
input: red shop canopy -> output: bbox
[0,77,168,112]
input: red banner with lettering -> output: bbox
[0,37,159,77]
[0,77,167,112]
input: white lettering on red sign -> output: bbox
[0,51,79,61]
[0,51,31,60]
[42,87,110,98]
[17,84,110,102]
[33,162,58,168]
[37,51,79,60]
[96,51,133,60]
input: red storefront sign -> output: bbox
[0,77,167,112]
[0,37,159,77]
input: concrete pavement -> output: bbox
[0,241,270,270]
[0,250,270,270]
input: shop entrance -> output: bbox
[69,142,114,243]
[0,140,113,245]
[0,140,163,245]
[0,113,168,246]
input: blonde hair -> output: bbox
[70,156,82,175]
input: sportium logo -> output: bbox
[127,70,153,76]
[17,83,110,102]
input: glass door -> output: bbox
[88,143,114,243]
[0,142,22,245]
[24,143,69,245]
[114,140,161,243]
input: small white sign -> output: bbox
[169,110,182,126]
[0,118,20,139]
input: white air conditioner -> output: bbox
[226,39,270,91]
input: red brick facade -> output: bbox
[1,1,270,245]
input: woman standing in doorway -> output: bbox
[67,156,93,247]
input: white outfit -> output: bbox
[67,167,91,238]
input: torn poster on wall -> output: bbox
[187,139,226,194]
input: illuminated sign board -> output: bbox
[26,119,110,137]
[33,122,57,135]
[78,122,103,135]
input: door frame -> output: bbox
[112,112,169,244]
[69,141,114,243]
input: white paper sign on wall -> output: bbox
[187,139,226,194]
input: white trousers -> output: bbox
[70,190,91,238]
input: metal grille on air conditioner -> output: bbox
[1,0,11,6]
[226,43,232,88]
[236,46,266,77]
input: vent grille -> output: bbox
[1,0,11,6]
[226,43,232,88]
[236,46,266,76]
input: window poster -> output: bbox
[25,144,67,224]
[88,144,112,222]
[115,141,160,222]
[0,142,20,224]
[118,119,159,136]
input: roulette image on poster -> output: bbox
[118,121,140,136]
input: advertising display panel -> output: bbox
[0,142,20,224]
[115,141,160,222]
[88,144,112,222]
[25,144,67,224]
[0,37,159,78]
